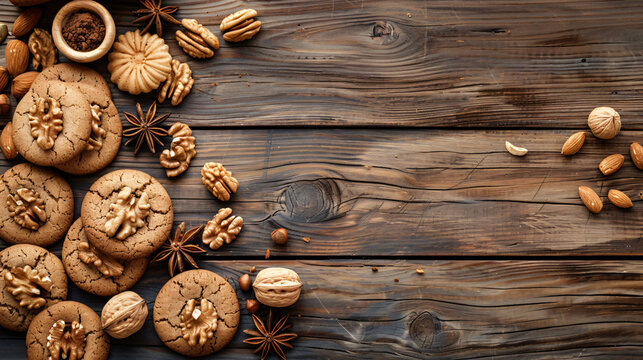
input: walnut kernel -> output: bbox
[220,9,261,42]
[180,298,218,346]
[160,122,196,177]
[78,241,124,277]
[4,265,53,309]
[158,60,194,106]
[105,187,151,240]
[101,291,148,339]
[7,187,46,230]
[28,28,57,70]
[202,208,243,250]
[29,97,63,150]
[86,104,106,151]
[46,320,86,360]
[201,162,239,201]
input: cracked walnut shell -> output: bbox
[202,208,243,250]
[4,265,53,309]
[101,291,148,339]
[176,19,219,59]
[253,267,303,307]
[105,187,151,240]
[7,187,46,230]
[46,319,86,360]
[158,60,194,106]
[201,162,239,201]
[160,122,196,177]
[220,9,261,42]
[78,241,124,277]
[28,28,57,70]
[180,298,218,346]
[107,30,172,95]
[29,97,64,150]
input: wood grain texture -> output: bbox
[2,0,643,127]
[1,260,642,359]
[2,128,641,256]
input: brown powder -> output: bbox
[62,11,105,52]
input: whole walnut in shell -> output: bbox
[101,291,148,339]
[253,267,303,307]
[588,106,621,139]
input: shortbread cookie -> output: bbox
[0,163,74,246]
[0,244,68,332]
[81,169,173,260]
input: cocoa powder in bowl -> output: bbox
[62,11,106,52]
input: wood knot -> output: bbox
[281,179,340,222]
[409,311,435,350]
[371,21,399,45]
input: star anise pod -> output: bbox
[123,102,170,154]
[132,0,181,36]
[244,309,298,360]
[152,222,205,277]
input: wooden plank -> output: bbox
[1,260,642,359]
[4,128,643,256]
[1,0,643,127]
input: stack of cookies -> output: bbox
[12,63,122,175]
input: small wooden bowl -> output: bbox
[52,0,115,63]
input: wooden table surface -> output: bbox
[1,0,642,359]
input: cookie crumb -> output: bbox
[250,266,256,273]
[265,249,270,259]
[303,237,310,243]
[372,267,378,272]
[394,278,399,282]
[407,12,412,18]
[416,268,424,275]
[297,314,301,318]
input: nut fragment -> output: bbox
[12,7,41,37]
[598,154,624,176]
[7,187,46,230]
[160,122,196,177]
[588,106,620,139]
[630,142,643,170]
[238,273,251,291]
[202,208,243,250]
[0,66,9,91]
[201,162,239,201]
[46,320,86,360]
[101,291,148,339]
[158,59,194,106]
[105,186,151,240]
[6,39,29,77]
[579,186,602,214]
[4,265,52,309]
[28,28,57,69]
[28,97,63,150]
[86,104,106,151]
[179,298,218,346]
[11,71,39,99]
[561,131,585,155]
[1,122,17,159]
[252,267,303,307]
[505,141,528,156]
[220,9,261,42]
[271,228,288,245]
[176,19,219,59]
[608,189,633,209]
[78,241,124,277]
[245,299,260,314]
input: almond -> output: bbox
[1,122,17,159]
[598,154,624,175]
[630,142,643,170]
[561,131,585,155]
[608,189,633,208]
[579,186,602,214]
[12,7,41,37]
[0,94,10,114]
[11,71,38,99]
[0,66,8,92]
[6,39,29,77]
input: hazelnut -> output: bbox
[245,299,260,314]
[271,228,288,245]
[0,94,10,114]
[588,106,621,139]
[238,273,251,291]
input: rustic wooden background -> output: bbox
[1,0,643,358]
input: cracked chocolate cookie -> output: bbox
[13,80,93,166]
[81,169,173,260]
[0,244,68,332]
[62,219,148,297]
[0,163,74,247]
[33,63,122,175]
[26,300,110,360]
[153,269,240,357]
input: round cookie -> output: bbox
[0,244,68,332]
[35,63,122,175]
[81,169,173,260]
[26,301,109,360]
[153,270,240,357]
[0,163,74,247]
[62,219,148,297]
[13,80,92,166]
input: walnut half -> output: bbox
[46,319,86,360]
[201,162,239,201]
[158,60,194,106]
[28,28,57,70]
[78,241,124,277]
[86,104,106,151]
[28,97,63,150]
[202,208,243,250]
[160,122,196,177]
[7,187,46,230]
[4,265,53,309]
[179,298,218,346]
[105,187,151,240]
